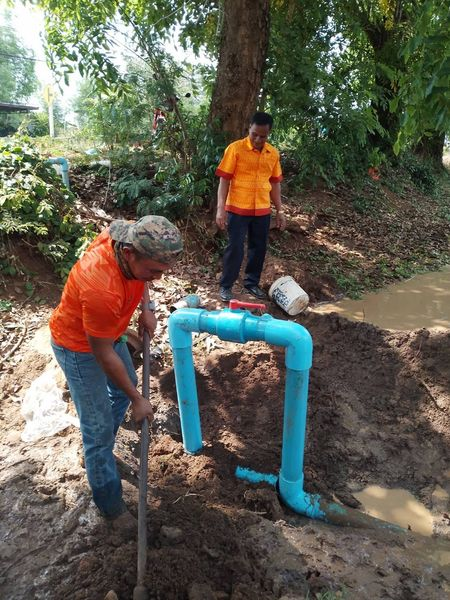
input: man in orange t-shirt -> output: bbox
[50,216,182,533]
[216,112,286,302]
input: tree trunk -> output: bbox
[364,26,400,152]
[414,132,445,167]
[208,0,270,142]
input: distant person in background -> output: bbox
[152,108,166,131]
[49,216,183,536]
[215,112,286,302]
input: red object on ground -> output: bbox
[229,299,266,311]
[368,167,380,180]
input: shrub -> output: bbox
[112,174,156,208]
[0,136,96,279]
[400,153,438,195]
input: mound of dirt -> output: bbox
[0,309,449,599]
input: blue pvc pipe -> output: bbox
[47,157,70,188]
[168,307,314,487]
[169,307,406,531]
[281,368,309,487]
[171,346,202,453]
[168,313,202,453]
[235,466,278,487]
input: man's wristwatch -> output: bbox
[143,300,156,312]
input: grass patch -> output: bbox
[0,299,13,312]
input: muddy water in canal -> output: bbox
[312,265,450,330]
[311,266,450,551]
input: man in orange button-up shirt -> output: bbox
[216,112,286,302]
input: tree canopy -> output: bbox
[0,9,38,102]
[33,0,450,167]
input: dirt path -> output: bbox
[1,298,449,599]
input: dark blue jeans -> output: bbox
[220,212,271,289]
[51,339,137,518]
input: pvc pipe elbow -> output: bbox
[264,320,313,371]
[47,157,70,188]
[49,157,69,170]
[278,474,325,520]
[168,308,204,348]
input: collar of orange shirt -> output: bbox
[244,135,273,154]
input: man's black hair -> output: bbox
[250,112,273,129]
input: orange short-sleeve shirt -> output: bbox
[49,229,144,352]
[215,136,283,216]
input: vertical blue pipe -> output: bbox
[280,368,309,490]
[171,346,203,453]
[47,157,70,188]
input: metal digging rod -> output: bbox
[133,329,151,600]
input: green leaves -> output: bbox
[394,0,450,150]
[112,174,155,207]
[0,13,39,104]
[0,136,95,280]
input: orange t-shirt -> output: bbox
[49,229,144,352]
[215,136,283,216]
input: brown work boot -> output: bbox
[109,510,137,539]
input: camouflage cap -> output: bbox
[110,215,183,263]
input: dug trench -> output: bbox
[1,301,449,599]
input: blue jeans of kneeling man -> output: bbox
[51,338,136,518]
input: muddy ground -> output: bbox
[1,289,449,599]
[1,168,450,599]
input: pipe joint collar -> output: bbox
[216,310,256,342]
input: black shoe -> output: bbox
[244,285,266,300]
[219,286,232,302]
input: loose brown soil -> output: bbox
[1,175,449,600]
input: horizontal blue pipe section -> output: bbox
[235,466,278,487]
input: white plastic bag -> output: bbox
[21,368,79,442]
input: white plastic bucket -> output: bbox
[269,276,309,316]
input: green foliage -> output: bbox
[352,194,374,215]
[0,136,96,279]
[394,0,450,152]
[266,1,388,186]
[109,145,156,175]
[0,299,13,312]
[72,71,157,146]
[38,0,219,93]
[400,153,439,195]
[145,110,224,218]
[20,102,66,137]
[0,11,38,102]
[107,106,223,220]
[32,132,100,164]
[20,112,52,137]
[0,10,39,134]
[136,156,206,220]
[33,0,450,188]
[279,106,382,189]
[112,174,155,208]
